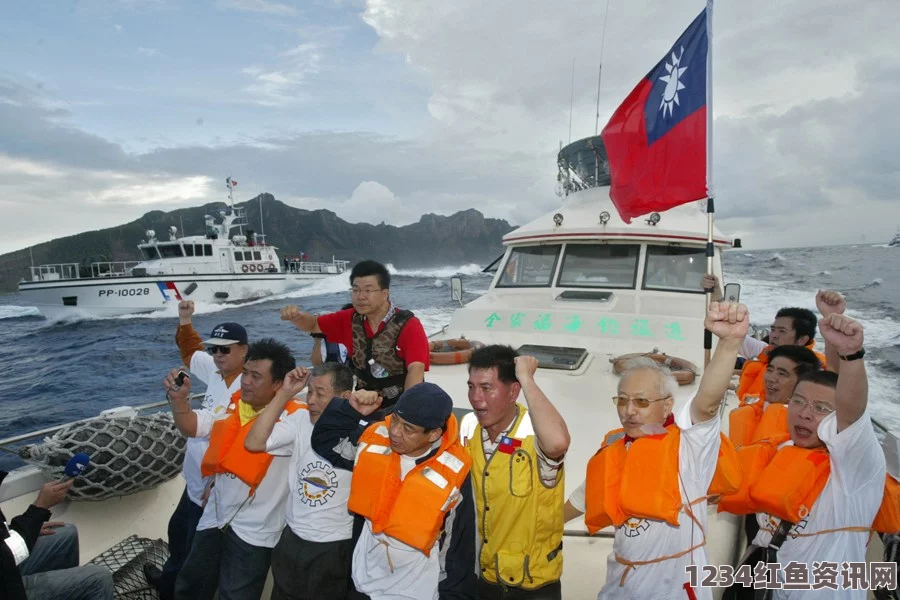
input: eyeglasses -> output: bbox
[788,397,835,416]
[350,287,384,297]
[612,395,671,408]
[206,346,232,355]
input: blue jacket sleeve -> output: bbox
[439,475,477,600]
[310,398,383,472]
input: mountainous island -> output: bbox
[0,194,514,293]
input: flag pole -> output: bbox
[703,0,715,368]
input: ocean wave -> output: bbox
[0,305,41,320]
[385,263,489,278]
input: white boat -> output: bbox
[17,181,350,319]
[890,228,900,247]
[1,142,894,598]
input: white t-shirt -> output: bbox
[265,410,353,543]
[750,410,885,599]
[583,397,721,600]
[183,350,241,506]
[194,407,291,548]
[352,446,442,600]
[741,336,769,360]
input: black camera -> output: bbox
[175,370,188,387]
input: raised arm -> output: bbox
[280,304,321,334]
[310,391,383,471]
[816,290,847,373]
[693,302,749,424]
[819,313,867,431]
[175,300,206,368]
[245,367,310,452]
[515,355,570,460]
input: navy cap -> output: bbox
[393,382,453,430]
[203,322,248,346]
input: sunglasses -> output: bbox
[206,346,232,355]
[612,395,671,409]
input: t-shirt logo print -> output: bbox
[623,517,650,538]
[299,461,338,506]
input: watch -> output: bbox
[838,348,865,361]
[310,333,326,340]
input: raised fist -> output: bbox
[514,355,539,382]
[819,313,864,357]
[178,300,195,322]
[349,390,383,416]
[704,302,750,340]
[816,290,846,318]
[282,367,311,397]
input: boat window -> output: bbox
[204,245,213,257]
[234,251,244,261]
[140,246,160,260]
[184,244,194,257]
[253,251,262,261]
[496,245,561,288]
[556,244,639,288]
[243,251,253,261]
[643,246,706,293]
[158,244,184,259]
[195,244,204,256]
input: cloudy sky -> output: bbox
[1,0,898,253]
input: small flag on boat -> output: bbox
[226,177,238,187]
[157,281,182,301]
[497,436,522,455]
[601,7,709,223]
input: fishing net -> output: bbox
[20,413,186,500]
[89,534,170,600]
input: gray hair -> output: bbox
[311,362,354,395]
[618,357,679,399]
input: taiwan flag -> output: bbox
[497,436,522,455]
[601,7,709,223]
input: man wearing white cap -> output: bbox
[145,300,249,600]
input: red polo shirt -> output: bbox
[317,308,430,369]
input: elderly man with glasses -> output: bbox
[280,260,430,409]
[564,302,748,600]
[144,300,249,600]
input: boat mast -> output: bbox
[594,0,612,135]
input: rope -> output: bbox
[20,413,186,501]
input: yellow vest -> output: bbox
[467,405,564,590]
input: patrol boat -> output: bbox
[17,181,350,319]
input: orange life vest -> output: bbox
[737,343,827,404]
[200,392,308,494]
[349,413,472,555]
[728,402,789,448]
[718,441,900,534]
[584,425,741,533]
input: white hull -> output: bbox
[18,272,328,319]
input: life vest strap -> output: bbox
[614,498,707,587]
[757,524,872,539]
[377,538,395,573]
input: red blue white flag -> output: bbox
[601,7,709,223]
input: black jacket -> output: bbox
[1,471,52,600]
[312,399,477,600]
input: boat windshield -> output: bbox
[158,244,184,259]
[497,245,561,287]
[140,246,160,260]
[643,246,706,293]
[556,244,639,288]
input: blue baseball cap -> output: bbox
[394,383,453,430]
[203,322,248,346]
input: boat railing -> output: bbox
[285,258,351,275]
[90,261,142,278]
[28,263,81,282]
[0,393,205,457]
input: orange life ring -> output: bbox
[429,338,484,366]
[611,351,699,386]
[242,264,249,273]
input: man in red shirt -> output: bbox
[281,260,429,408]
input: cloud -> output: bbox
[216,0,299,17]
[137,46,160,57]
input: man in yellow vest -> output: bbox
[563,302,749,599]
[460,345,571,599]
[166,338,301,600]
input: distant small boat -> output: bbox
[890,228,900,247]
